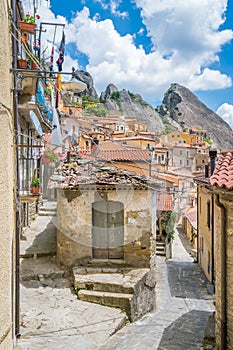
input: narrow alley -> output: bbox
[16,201,215,350]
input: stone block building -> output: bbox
[0,0,15,347]
[209,151,233,350]
[56,161,159,269]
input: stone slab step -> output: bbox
[156,252,166,256]
[156,242,165,246]
[74,273,134,294]
[38,211,57,217]
[88,259,129,268]
[39,206,57,212]
[78,289,133,319]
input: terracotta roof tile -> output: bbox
[210,150,233,189]
[92,149,151,162]
[184,206,197,230]
[157,193,173,211]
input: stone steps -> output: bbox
[78,290,133,318]
[38,201,57,216]
[73,267,155,322]
[156,242,166,256]
[73,273,134,294]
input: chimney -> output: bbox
[209,149,217,176]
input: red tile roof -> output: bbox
[157,193,173,211]
[210,150,233,189]
[92,149,151,162]
[184,206,197,230]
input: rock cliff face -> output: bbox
[73,70,99,100]
[99,84,164,132]
[158,83,233,150]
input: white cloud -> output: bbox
[94,0,128,18]
[23,0,233,105]
[216,103,233,129]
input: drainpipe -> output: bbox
[11,0,21,338]
[214,194,227,350]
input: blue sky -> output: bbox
[24,0,233,128]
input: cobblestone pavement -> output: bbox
[16,202,215,350]
[100,225,215,350]
[16,202,127,350]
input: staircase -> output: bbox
[38,201,57,217]
[73,266,155,322]
[156,236,166,256]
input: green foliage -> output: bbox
[161,211,177,241]
[164,85,174,97]
[128,91,137,100]
[44,87,52,95]
[110,91,121,102]
[82,96,99,104]
[83,105,108,117]
[44,148,60,163]
[203,137,213,145]
[31,177,40,187]
[72,101,82,107]
[161,129,171,135]
[74,285,82,292]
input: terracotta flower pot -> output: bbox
[19,22,36,34]
[17,59,27,69]
[21,35,28,43]
[31,61,39,70]
[32,186,41,195]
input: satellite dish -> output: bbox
[30,110,43,137]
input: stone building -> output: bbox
[56,161,159,268]
[195,150,233,349]
[209,150,233,350]
[0,0,15,347]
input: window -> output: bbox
[161,155,164,162]
[180,150,183,155]
[180,159,182,165]
[207,200,211,228]
[154,154,157,160]
[186,160,190,167]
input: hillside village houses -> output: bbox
[1,0,233,348]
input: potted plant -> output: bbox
[17,58,28,69]
[28,56,40,70]
[43,148,60,165]
[31,177,41,195]
[19,13,40,34]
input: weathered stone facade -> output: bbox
[57,187,156,269]
[197,186,213,283]
[214,194,233,350]
[0,0,15,347]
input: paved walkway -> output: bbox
[100,226,215,350]
[16,202,127,350]
[16,202,215,349]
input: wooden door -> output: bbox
[92,201,124,259]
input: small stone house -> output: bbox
[56,160,159,269]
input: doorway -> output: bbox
[92,200,124,259]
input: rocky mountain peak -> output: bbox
[158,83,233,149]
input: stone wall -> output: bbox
[0,0,15,347]
[57,187,156,268]
[197,186,213,282]
[215,195,233,350]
